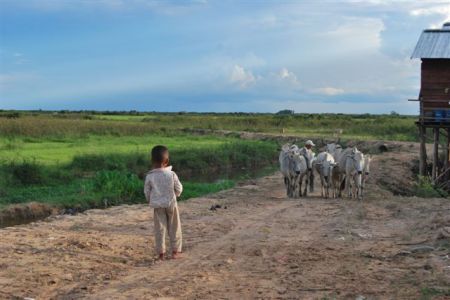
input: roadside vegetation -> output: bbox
[414,176,448,198]
[0,130,277,224]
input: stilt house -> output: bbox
[411,22,450,188]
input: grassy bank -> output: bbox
[0,139,278,223]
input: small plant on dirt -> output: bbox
[414,176,448,198]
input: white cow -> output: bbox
[299,147,316,192]
[343,147,366,199]
[326,143,344,198]
[291,149,309,198]
[331,163,342,198]
[313,151,337,198]
[360,155,372,199]
[279,144,309,198]
[279,144,294,197]
[325,143,343,161]
[334,146,366,199]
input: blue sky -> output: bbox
[0,0,449,114]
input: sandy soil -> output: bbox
[1,145,449,300]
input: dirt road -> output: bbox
[1,148,449,299]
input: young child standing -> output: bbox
[144,145,183,260]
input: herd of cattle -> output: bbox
[279,143,372,200]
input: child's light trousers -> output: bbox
[153,202,182,254]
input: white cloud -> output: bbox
[410,4,450,17]
[230,65,256,88]
[277,67,299,86]
[312,87,345,96]
[410,3,450,28]
[322,17,385,51]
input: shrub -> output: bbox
[92,170,143,202]
[71,154,126,172]
[8,160,46,185]
[415,176,448,198]
[69,141,277,179]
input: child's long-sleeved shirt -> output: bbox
[144,166,183,208]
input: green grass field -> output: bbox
[0,135,237,165]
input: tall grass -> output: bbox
[0,112,418,141]
[0,116,169,138]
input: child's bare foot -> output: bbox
[172,251,182,259]
[158,253,165,260]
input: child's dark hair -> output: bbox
[151,145,169,164]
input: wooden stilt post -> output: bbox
[432,128,439,181]
[446,128,450,171]
[419,125,427,176]
[447,128,450,180]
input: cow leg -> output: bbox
[360,180,365,200]
[293,176,296,198]
[352,176,356,198]
[290,175,295,198]
[286,177,290,197]
[346,174,351,198]
[293,178,296,198]
[320,176,324,198]
[287,177,292,198]
[292,176,296,198]
[357,181,362,200]
[352,179,356,198]
[309,171,314,193]
[303,175,308,197]
[358,176,363,200]
[327,181,331,198]
[334,180,338,198]
[291,177,296,198]
[352,176,358,199]
[339,175,345,198]
[284,177,289,197]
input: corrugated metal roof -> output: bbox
[411,29,450,59]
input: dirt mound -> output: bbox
[0,202,55,228]
[368,147,418,196]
